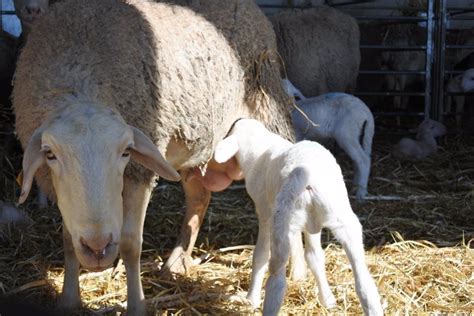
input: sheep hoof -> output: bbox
[319,292,337,309]
[57,294,82,312]
[126,301,146,316]
[161,248,194,277]
[245,294,261,309]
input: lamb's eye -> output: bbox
[45,150,56,161]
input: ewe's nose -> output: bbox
[80,233,113,261]
[23,5,43,18]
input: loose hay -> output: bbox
[0,132,473,314]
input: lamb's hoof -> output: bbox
[290,266,307,281]
[245,293,261,309]
[319,292,337,309]
[161,248,193,277]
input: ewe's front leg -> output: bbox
[58,225,81,310]
[121,178,153,316]
[163,169,211,275]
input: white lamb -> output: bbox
[214,119,383,316]
[445,68,474,128]
[282,79,374,199]
[392,118,446,160]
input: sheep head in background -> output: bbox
[445,68,474,128]
[13,0,49,36]
[392,118,446,161]
[19,101,180,271]
[461,68,474,91]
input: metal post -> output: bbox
[424,0,434,120]
[436,0,447,121]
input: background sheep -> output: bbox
[271,6,360,97]
[380,24,426,116]
[214,119,383,316]
[392,119,447,161]
[283,80,374,199]
[445,68,474,128]
[13,0,293,313]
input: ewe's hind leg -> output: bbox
[120,178,153,316]
[58,225,81,310]
[328,215,383,316]
[263,225,293,316]
[163,170,211,275]
[304,231,336,308]
[336,138,370,199]
[247,217,271,308]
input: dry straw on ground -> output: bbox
[0,125,473,315]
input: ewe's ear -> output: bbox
[214,135,239,163]
[19,129,45,204]
[130,127,181,182]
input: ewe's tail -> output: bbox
[264,167,310,316]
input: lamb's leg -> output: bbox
[328,215,383,316]
[289,232,307,281]
[120,178,153,316]
[336,138,370,199]
[262,223,291,316]
[58,225,81,310]
[304,231,336,308]
[163,169,211,275]
[247,217,271,308]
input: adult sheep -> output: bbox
[13,0,294,314]
[271,6,361,97]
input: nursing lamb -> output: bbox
[13,0,293,313]
[214,119,383,316]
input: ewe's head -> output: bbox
[19,103,180,270]
[417,118,447,139]
[13,0,49,32]
[461,68,474,92]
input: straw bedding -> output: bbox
[0,121,472,314]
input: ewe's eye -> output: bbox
[45,150,56,161]
[122,148,131,158]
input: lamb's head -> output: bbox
[19,103,180,270]
[13,0,49,32]
[416,118,447,139]
[214,119,272,172]
[461,68,474,92]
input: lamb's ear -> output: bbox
[214,135,239,163]
[130,127,181,182]
[19,129,45,204]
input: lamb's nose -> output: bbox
[80,233,113,260]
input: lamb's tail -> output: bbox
[270,167,310,274]
[360,113,375,157]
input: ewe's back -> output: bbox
[14,0,293,171]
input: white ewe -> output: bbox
[392,119,446,160]
[445,68,474,128]
[214,119,383,316]
[282,79,374,199]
